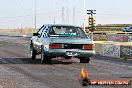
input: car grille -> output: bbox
[63,44,83,49]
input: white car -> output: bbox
[30,24,95,64]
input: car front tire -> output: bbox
[30,45,36,60]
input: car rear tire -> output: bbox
[30,45,36,60]
[41,49,51,64]
[79,57,90,63]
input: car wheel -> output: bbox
[41,49,51,64]
[79,57,90,63]
[30,45,36,60]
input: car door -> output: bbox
[34,26,45,52]
[37,26,48,52]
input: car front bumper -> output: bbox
[45,49,95,58]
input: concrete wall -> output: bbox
[95,42,132,59]
[120,45,132,59]
[93,34,107,41]
[106,34,128,42]
[95,43,104,55]
[103,44,120,58]
[94,34,131,42]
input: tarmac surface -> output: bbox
[0,36,132,88]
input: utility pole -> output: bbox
[73,7,75,25]
[35,0,37,30]
[53,0,56,24]
[83,0,86,31]
[66,7,69,24]
[33,0,36,35]
[62,7,65,24]
[87,10,96,41]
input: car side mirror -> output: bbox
[33,33,38,36]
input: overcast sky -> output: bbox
[0,0,132,28]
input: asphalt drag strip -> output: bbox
[0,36,131,88]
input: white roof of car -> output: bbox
[43,24,81,28]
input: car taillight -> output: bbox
[83,44,95,50]
[49,43,63,49]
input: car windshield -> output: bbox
[49,26,87,38]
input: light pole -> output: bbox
[83,0,86,31]
[35,0,37,30]
[32,0,37,35]
[53,0,56,24]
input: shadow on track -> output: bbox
[0,57,74,65]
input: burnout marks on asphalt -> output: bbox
[0,58,8,64]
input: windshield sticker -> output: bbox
[61,32,77,36]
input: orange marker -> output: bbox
[79,67,91,86]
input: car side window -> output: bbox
[37,26,45,38]
[42,26,49,38]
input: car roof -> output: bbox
[43,24,81,28]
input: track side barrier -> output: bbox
[93,33,131,42]
[93,31,132,34]
[95,42,132,60]
[120,45,132,60]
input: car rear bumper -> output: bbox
[45,49,95,57]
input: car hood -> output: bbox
[50,37,93,44]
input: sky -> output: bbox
[0,0,132,28]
